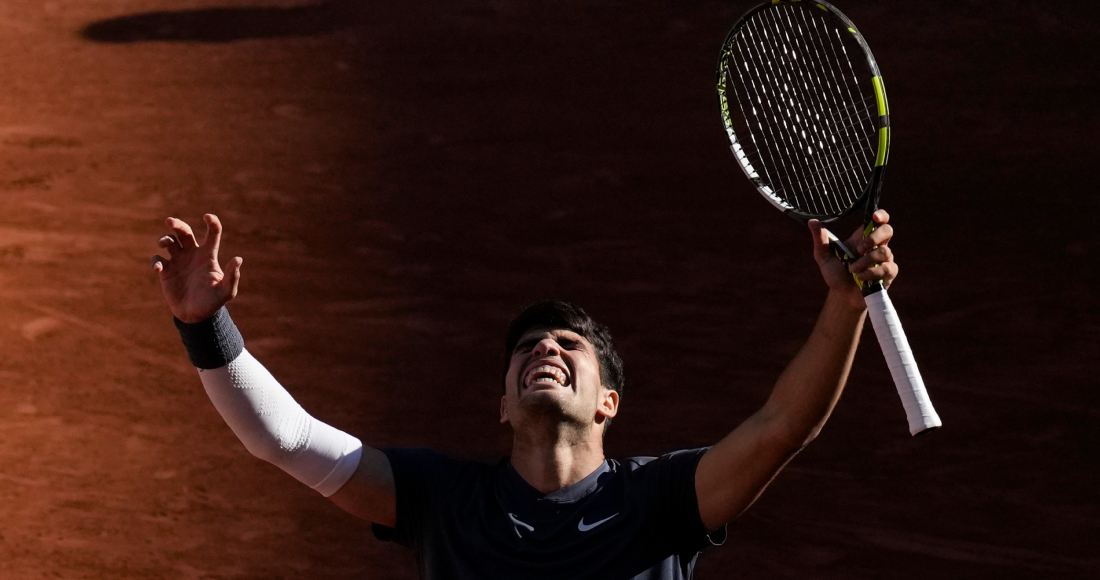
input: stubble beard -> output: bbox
[513,386,590,440]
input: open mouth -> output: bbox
[523,364,570,389]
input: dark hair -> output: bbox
[503,299,625,398]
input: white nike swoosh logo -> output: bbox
[577,513,618,532]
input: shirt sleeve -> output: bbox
[371,447,467,549]
[635,448,728,553]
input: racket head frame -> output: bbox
[717,0,891,226]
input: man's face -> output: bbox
[500,327,618,431]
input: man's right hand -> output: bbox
[152,214,242,323]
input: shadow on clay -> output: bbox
[80,0,366,43]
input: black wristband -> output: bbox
[173,307,244,370]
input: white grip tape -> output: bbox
[864,290,942,435]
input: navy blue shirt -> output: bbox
[373,447,726,580]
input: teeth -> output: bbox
[525,365,567,388]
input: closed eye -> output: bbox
[557,338,582,350]
[513,339,538,355]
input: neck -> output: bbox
[509,419,606,494]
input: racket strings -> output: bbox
[730,24,826,213]
[728,41,806,210]
[760,7,873,213]
[786,11,877,211]
[757,10,854,215]
[735,95,877,153]
[808,12,879,180]
[728,73,878,172]
[762,6,875,212]
[741,22,822,213]
[733,23,832,214]
[786,8,875,206]
[723,4,878,217]
[735,130,876,188]
[728,20,809,210]
[726,102,877,210]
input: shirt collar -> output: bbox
[502,459,612,504]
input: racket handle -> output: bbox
[863,289,941,435]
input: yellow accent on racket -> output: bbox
[875,128,889,167]
[872,76,888,116]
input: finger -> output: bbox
[157,235,180,258]
[151,255,168,274]
[221,256,243,302]
[202,214,223,258]
[166,217,199,249]
[854,261,899,283]
[856,224,894,253]
[850,245,894,273]
[847,210,892,248]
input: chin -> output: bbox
[522,388,569,404]
[519,390,570,412]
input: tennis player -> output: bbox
[152,210,896,579]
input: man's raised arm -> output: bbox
[694,211,899,530]
[152,215,395,526]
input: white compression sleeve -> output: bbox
[198,348,363,497]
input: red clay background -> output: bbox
[0,1,1096,578]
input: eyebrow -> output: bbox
[513,337,541,353]
[513,333,584,354]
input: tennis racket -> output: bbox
[716,0,940,435]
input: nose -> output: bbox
[531,338,560,358]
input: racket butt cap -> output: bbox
[912,425,940,437]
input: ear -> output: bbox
[596,388,619,419]
[500,395,510,425]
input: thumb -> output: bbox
[807,220,830,264]
[222,256,243,302]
